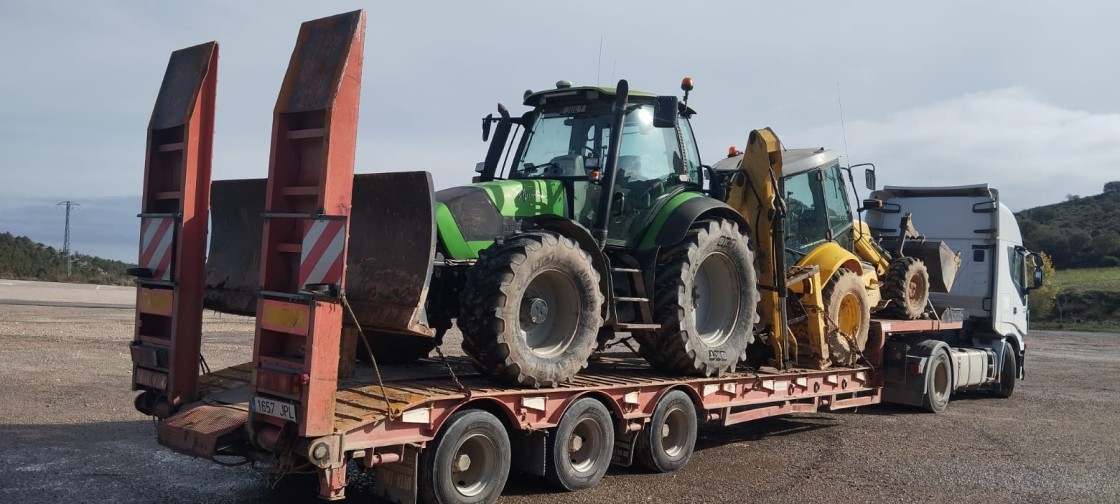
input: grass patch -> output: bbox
[1050,267,1120,293]
[1033,320,1120,333]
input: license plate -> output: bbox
[251,396,298,422]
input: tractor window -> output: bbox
[512,110,610,179]
[823,164,853,248]
[680,118,702,184]
[782,169,828,256]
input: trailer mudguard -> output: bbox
[881,337,952,407]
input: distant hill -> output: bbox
[0,232,134,285]
[1016,182,1120,269]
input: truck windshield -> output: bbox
[511,103,683,183]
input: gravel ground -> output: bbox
[1,279,1118,503]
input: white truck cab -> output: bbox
[864,183,1043,410]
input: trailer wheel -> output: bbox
[636,390,697,473]
[546,397,615,491]
[640,218,758,376]
[992,342,1017,398]
[922,349,952,413]
[418,409,511,504]
[459,232,603,387]
[880,257,930,319]
[822,268,871,362]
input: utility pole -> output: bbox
[57,201,79,277]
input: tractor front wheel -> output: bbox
[459,232,604,387]
[822,268,871,365]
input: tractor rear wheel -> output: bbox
[638,218,758,376]
[822,268,871,364]
[880,257,930,319]
[459,232,603,387]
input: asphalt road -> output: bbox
[1,279,1118,503]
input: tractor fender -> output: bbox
[646,196,750,249]
[528,216,613,321]
[794,241,864,284]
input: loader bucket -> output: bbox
[204,172,438,338]
[902,240,962,293]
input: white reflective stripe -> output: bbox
[140,219,160,251]
[304,226,345,284]
[148,224,174,273]
[302,219,328,254]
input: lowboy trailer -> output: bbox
[129,10,1038,504]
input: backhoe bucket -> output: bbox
[204,172,438,337]
[902,240,962,294]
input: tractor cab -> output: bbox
[472,81,702,248]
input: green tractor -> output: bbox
[428,79,759,386]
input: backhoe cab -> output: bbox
[715,141,960,369]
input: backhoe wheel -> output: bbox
[992,342,1017,398]
[418,409,511,504]
[880,257,930,319]
[639,218,758,376]
[822,268,871,363]
[636,389,697,473]
[546,397,615,491]
[922,349,952,413]
[459,232,604,387]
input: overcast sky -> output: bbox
[2,1,1118,261]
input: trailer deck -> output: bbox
[161,318,960,467]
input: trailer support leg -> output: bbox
[317,465,347,501]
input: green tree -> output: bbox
[1028,252,1059,320]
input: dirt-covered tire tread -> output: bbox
[879,256,929,319]
[634,218,758,376]
[821,268,871,353]
[458,231,603,388]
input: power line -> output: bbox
[57,201,80,277]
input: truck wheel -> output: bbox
[641,218,758,376]
[880,257,930,319]
[418,409,511,504]
[822,268,871,361]
[459,232,603,387]
[922,349,952,413]
[636,389,697,473]
[992,342,1017,398]
[546,397,615,491]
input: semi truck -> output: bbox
[127,10,1043,503]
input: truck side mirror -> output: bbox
[653,96,678,128]
[1029,253,1044,290]
[864,168,876,190]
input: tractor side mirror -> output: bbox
[864,168,876,190]
[474,162,485,174]
[653,96,678,128]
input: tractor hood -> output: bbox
[436,179,568,259]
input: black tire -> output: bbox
[636,389,697,473]
[922,349,952,413]
[992,342,1017,398]
[459,232,604,387]
[546,397,615,491]
[356,330,436,365]
[822,268,871,364]
[418,409,511,504]
[879,257,930,319]
[638,218,759,376]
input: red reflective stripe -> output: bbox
[299,220,345,286]
[140,218,172,268]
